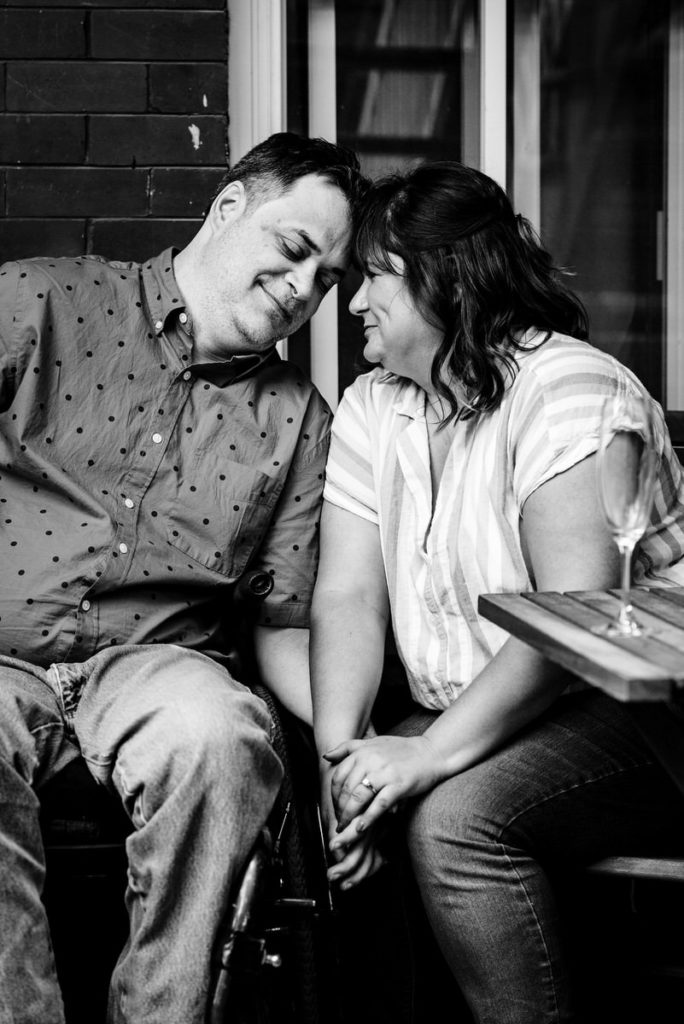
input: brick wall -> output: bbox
[0,0,229,263]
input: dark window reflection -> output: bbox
[513,0,668,419]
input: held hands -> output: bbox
[322,733,445,872]
[319,761,386,890]
[324,733,445,830]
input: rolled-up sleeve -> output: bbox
[324,379,379,524]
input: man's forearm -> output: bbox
[253,625,313,724]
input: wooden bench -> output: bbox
[587,855,684,882]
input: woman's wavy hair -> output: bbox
[354,161,589,420]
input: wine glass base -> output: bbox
[592,620,650,639]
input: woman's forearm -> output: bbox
[310,588,388,755]
[424,636,571,780]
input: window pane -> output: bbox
[510,0,683,444]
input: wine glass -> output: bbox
[594,393,658,637]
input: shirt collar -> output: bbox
[141,247,185,335]
[141,248,280,386]
[190,348,280,386]
[375,370,427,420]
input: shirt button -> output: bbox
[119,542,128,554]
[124,498,134,509]
[182,370,192,382]
[152,433,163,444]
[155,320,164,331]
[179,312,188,324]
[81,599,91,612]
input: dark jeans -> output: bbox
[390,690,684,1024]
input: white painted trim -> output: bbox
[480,0,507,188]
[227,0,287,162]
[666,3,684,410]
[227,0,289,357]
[511,0,540,230]
[307,0,340,409]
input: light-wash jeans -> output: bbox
[395,690,684,1024]
[0,645,283,1024]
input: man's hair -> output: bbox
[208,132,369,224]
[354,161,589,421]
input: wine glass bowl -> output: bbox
[594,393,658,637]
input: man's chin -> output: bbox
[234,316,286,351]
[234,305,303,351]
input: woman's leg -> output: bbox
[65,644,283,1024]
[401,690,684,1024]
[0,656,79,1024]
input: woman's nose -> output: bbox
[349,279,368,316]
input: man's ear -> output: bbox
[209,180,248,231]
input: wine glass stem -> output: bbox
[616,538,636,629]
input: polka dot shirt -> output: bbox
[0,250,331,666]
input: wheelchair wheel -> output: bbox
[250,685,343,1024]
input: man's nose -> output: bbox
[287,261,317,301]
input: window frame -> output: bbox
[230,0,683,430]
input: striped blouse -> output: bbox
[324,332,684,711]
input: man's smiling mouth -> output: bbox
[261,285,293,323]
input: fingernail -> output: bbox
[356,820,366,833]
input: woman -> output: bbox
[309,162,684,1023]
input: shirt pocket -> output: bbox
[165,460,283,578]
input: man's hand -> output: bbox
[327,825,386,890]
[319,760,385,889]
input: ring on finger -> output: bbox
[360,776,378,796]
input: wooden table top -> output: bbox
[478,587,684,702]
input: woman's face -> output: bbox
[349,254,443,393]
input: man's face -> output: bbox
[200,173,353,355]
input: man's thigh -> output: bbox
[0,654,78,787]
[68,644,277,789]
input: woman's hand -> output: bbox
[323,733,446,834]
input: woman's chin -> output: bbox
[363,344,383,367]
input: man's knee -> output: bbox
[165,682,278,774]
[113,677,283,816]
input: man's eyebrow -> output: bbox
[295,228,320,253]
[294,229,346,280]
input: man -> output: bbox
[0,132,367,1024]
